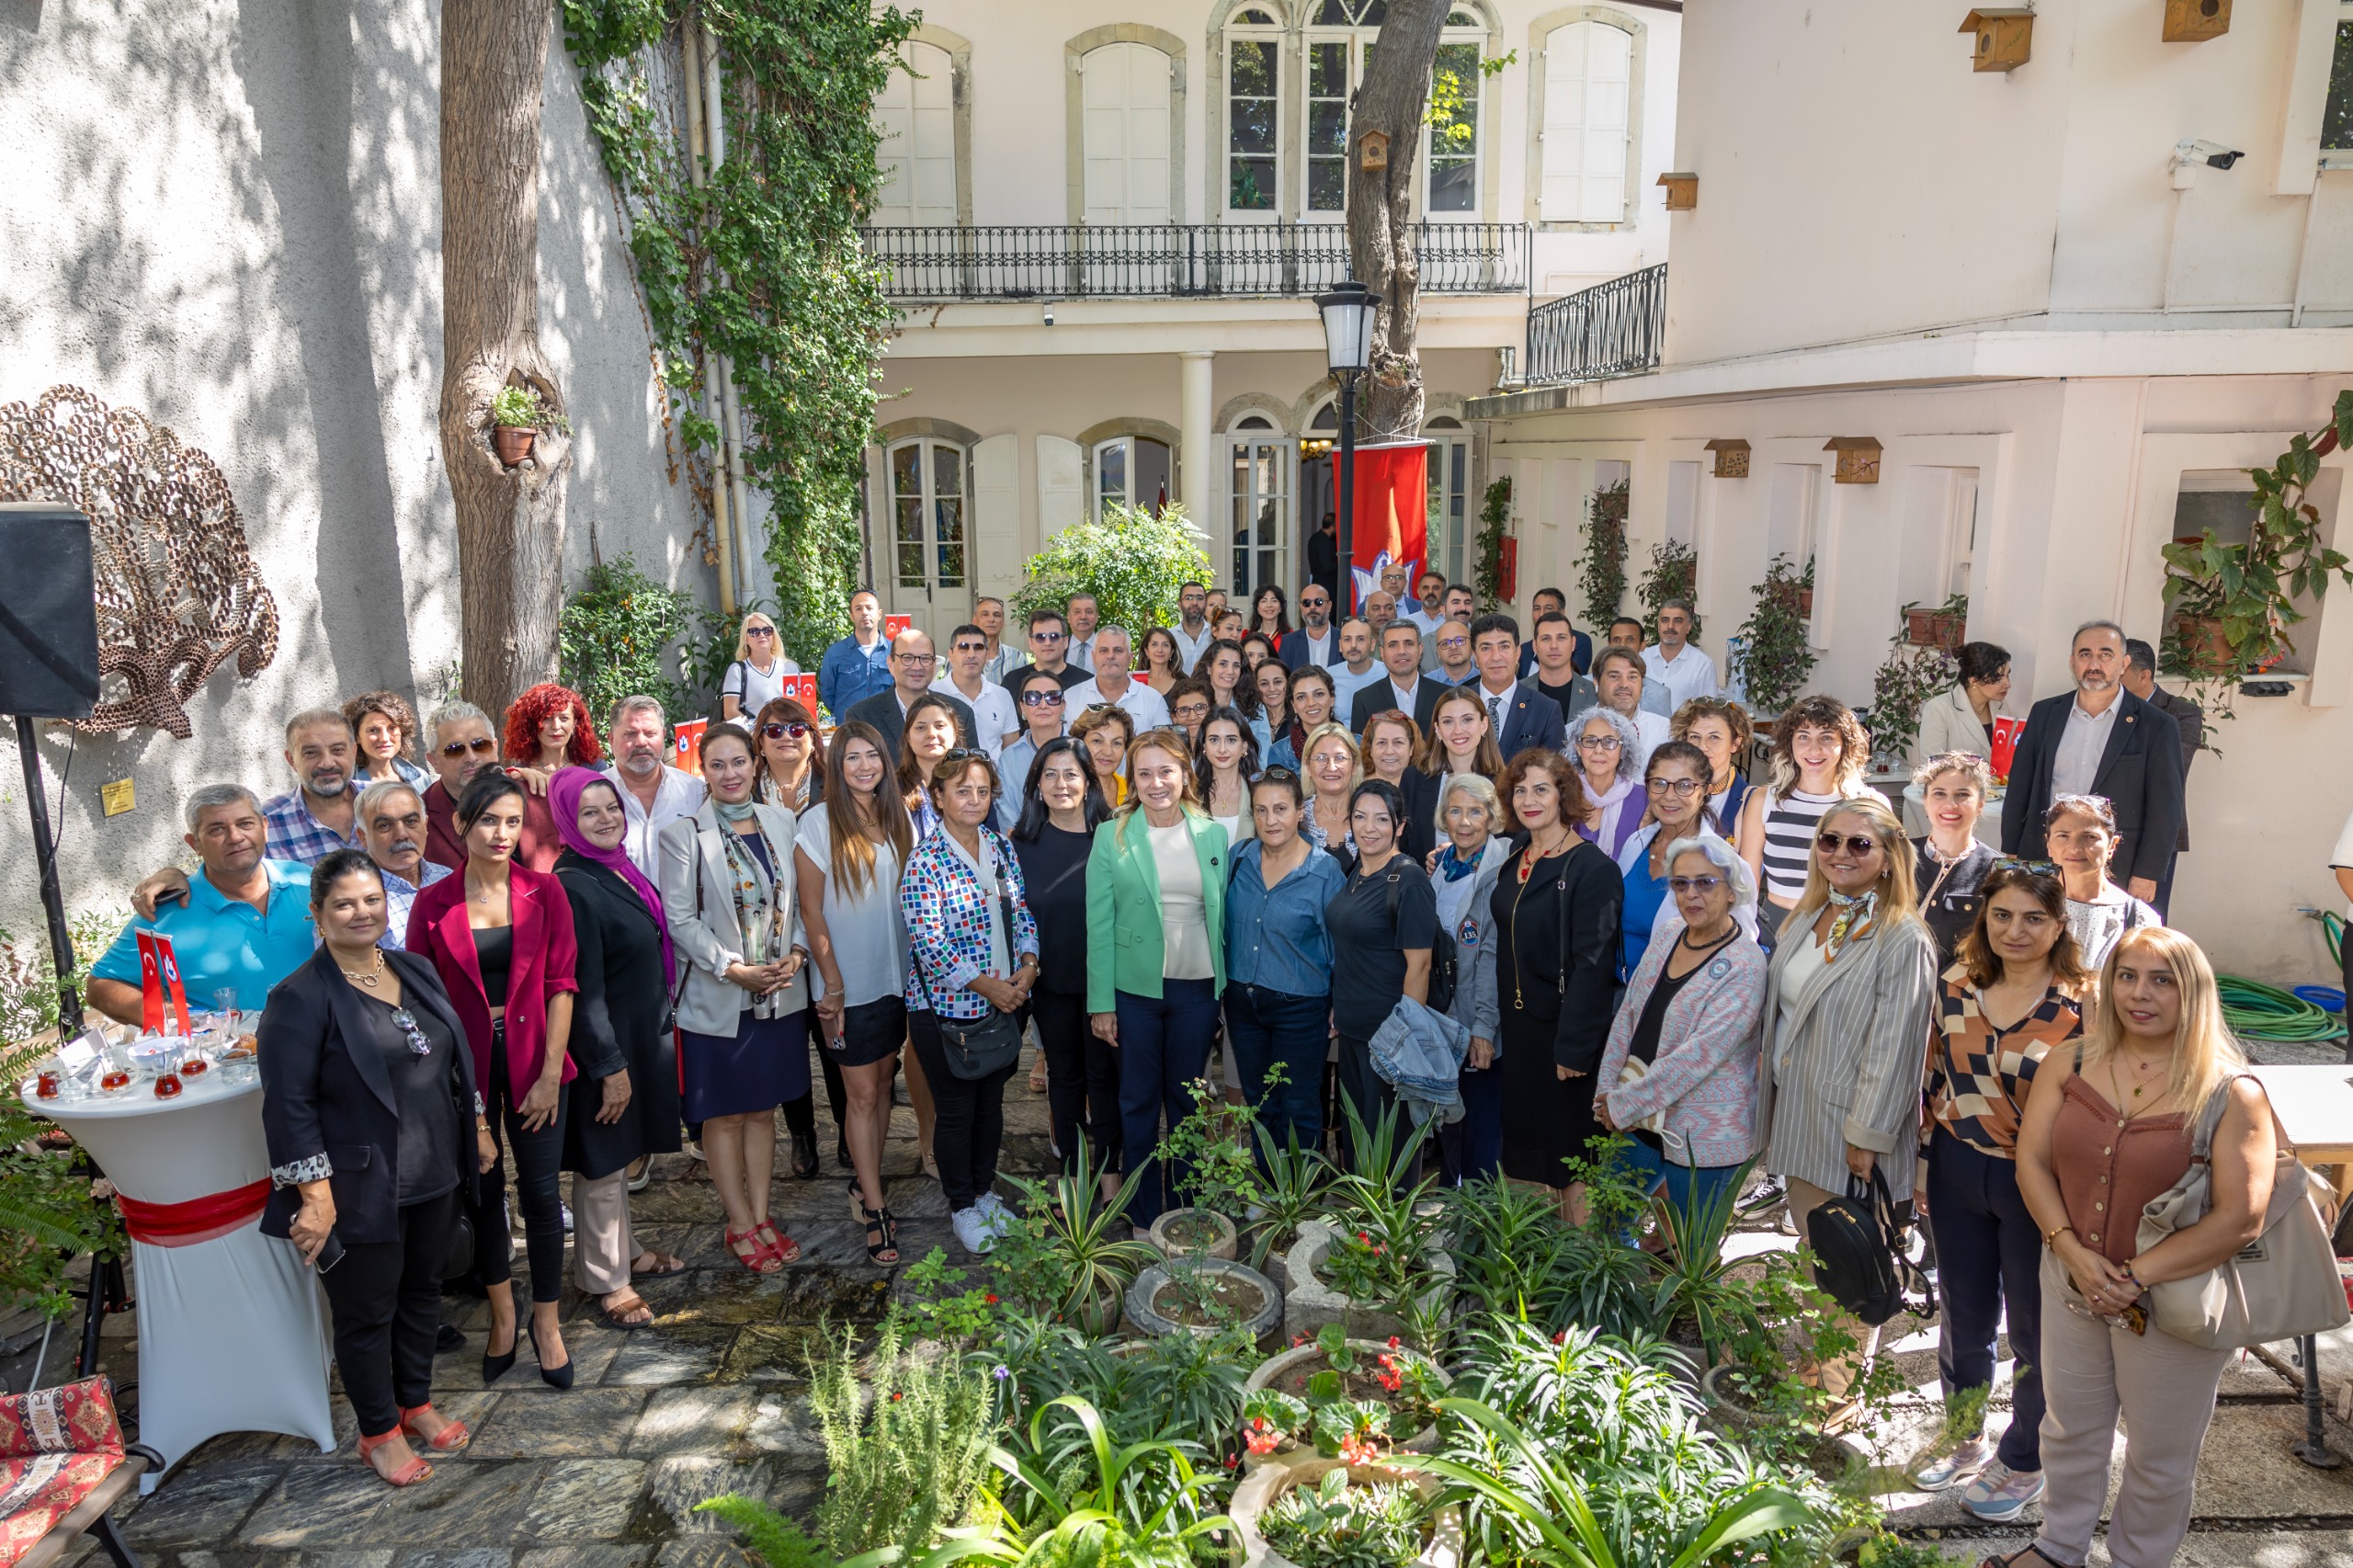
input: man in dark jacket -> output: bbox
[1999,620,2183,902]
[843,629,977,761]
[2124,638,2204,918]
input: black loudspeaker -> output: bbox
[0,503,101,719]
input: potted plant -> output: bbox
[1727,553,1818,720]
[990,1142,1159,1336]
[1901,590,1968,651]
[487,383,565,466]
[1245,1119,1332,1290]
[1149,1079,1260,1263]
[1868,629,1959,769]
[1243,1324,1452,1459]
[1636,539,1699,641]
[1230,1458,1456,1568]
[1284,1107,1455,1347]
[1578,479,1631,627]
[1472,476,1515,611]
[1124,1253,1285,1346]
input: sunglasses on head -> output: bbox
[938,747,994,767]
[761,722,811,742]
[1260,765,1300,781]
[1815,831,1883,856]
[1992,856,2063,878]
[438,736,498,758]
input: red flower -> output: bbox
[1224,1454,1240,1468]
[1358,1230,1370,1244]
[1552,1330,1567,1345]
[1386,1336,1401,1349]
[985,1294,999,1304]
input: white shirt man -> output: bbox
[1065,594,1101,673]
[1329,618,1382,721]
[1170,582,1215,672]
[974,597,1023,687]
[603,699,707,879]
[1639,602,1720,712]
[934,624,1021,760]
[1063,627,1171,733]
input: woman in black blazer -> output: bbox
[261,849,495,1490]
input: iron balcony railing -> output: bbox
[858,222,1529,301]
[1523,262,1666,385]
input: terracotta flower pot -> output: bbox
[1794,588,1814,619]
[1904,608,1963,651]
[2172,615,2234,669]
[492,425,537,466]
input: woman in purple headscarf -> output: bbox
[550,767,685,1328]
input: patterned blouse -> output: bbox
[1924,970,2085,1160]
[900,823,1040,1020]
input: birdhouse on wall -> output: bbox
[1358,130,1389,173]
[1824,437,1883,485]
[1657,172,1699,210]
[1958,8,2033,71]
[2162,0,2230,41]
[1703,438,1751,479]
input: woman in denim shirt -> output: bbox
[901,751,1040,1256]
[1223,768,1347,1154]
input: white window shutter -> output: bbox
[972,435,1021,597]
[1037,435,1084,544]
[1082,41,1172,225]
[874,40,958,225]
[1538,21,1631,224]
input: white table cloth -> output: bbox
[1901,781,2005,849]
[24,1068,335,1490]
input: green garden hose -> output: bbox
[2219,975,2346,1045]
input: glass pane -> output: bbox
[1231,157,1277,210]
[1360,0,1387,23]
[894,497,926,587]
[1232,98,1276,154]
[1232,39,1274,97]
[935,498,966,586]
[1428,157,1476,210]
[932,443,962,497]
[1098,441,1127,508]
[1308,99,1347,153]
[2325,22,2353,149]
[1310,401,1338,430]
[890,443,921,499]
[1309,41,1347,97]
[1313,0,1350,23]
[1309,158,1345,210]
[1135,438,1173,515]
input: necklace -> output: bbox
[338,949,387,989]
[1506,835,1574,1009]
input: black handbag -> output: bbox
[915,835,1025,1082]
[1804,1167,1935,1327]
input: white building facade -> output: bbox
[1469,0,2353,983]
[856,0,1683,626]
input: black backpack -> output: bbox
[1805,1167,1935,1327]
[1377,868,1455,1016]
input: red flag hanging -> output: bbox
[1348,440,1431,613]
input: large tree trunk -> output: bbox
[438,0,570,722]
[1347,0,1451,444]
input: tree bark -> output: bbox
[438,0,570,722]
[1346,0,1452,444]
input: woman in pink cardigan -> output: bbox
[1595,834,1767,1215]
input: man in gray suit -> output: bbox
[2124,638,2203,919]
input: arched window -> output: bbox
[1226,7,1283,214]
[1537,18,1634,224]
[1427,13,1492,214]
[874,38,961,227]
[886,437,968,591]
[1305,2,1489,217]
[1082,42,1174,224]
[1095,435,1174,518]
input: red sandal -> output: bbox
[398,1403,470,1453]
[357,1427,433,1486]
[726,1227,780,1273]
[754,1219,801,1265]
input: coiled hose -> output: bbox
[2220,913,2345,1044]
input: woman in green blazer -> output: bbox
[1087,729,1229,1228]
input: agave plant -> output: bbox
[995,1138,1159,1335]
[1246,1120,1331,1270]
[1644,1156,1768,1361]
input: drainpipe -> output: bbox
[702,21,758,606]
[682,16,738,614]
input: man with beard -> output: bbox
[600,694,707,879]
[420,700,563,873]
[353,780,453,949]
[260,710,367,863]
[1279,582,1342,669]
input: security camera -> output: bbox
[2179,139,2245,170]
[1042,301,1055,326]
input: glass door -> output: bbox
[1227,432,1295,601]
[1424,426,1472,587]
[885,437,973,627]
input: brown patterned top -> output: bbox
[1925,970,2084,1160]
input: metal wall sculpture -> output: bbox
[0,385,278,737]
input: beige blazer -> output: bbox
[657,800,809,1036]
[1912,684,1995,768]
[1756,908,1938,1196]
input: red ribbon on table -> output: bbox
[115,1177,270,1247]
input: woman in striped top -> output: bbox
[1739,694,1872,948]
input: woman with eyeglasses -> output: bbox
[1249,659,1292,756]
[898,692,964,841]
[1909,859,2088,1517]
[1494,748,1623,1221]
[1362,710,1439,864]
[1223,766,1347,1155]
[1325,778,1438,1146]
[1072,701,1136,808]
[1758,794,1938,1397]
[345,689,432,788]
[1251,584,1291,642]
[1567,707,1644,862]
[1140,626,1185,697]
[1430,774,1508,1186]
[2046,793,2161,971]
[1738,694,1873,949]
[1193,639,1248,716]
[550,769,685,1329]
[266,849,486,1486]
[998,668,1073,828]
[503,683,602,773]
[720,610,801,723]
[1671,697,1756,849]
[1914,751,2001,967]
[1594,835,1766,1220]
[407,771,579,1388]
[752,695,842,1176]
[1267,665,1335,770]
[656,724,809,1277]
[1615,741,1727,981]
[794,722,915,1264]
[903,750,1040,1256]
[1299,722,1363,871]
[1087,729,1229,1231]
[1197,706,1260,847]
[1012,738,1120,1193]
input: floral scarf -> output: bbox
[717,801,790,1018]
[1823,887,1878,961]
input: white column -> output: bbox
[1179,349,1215,528]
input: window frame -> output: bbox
[884,435,972,594]
[2320,2,2353,169]
[1423,21,1493,219]
[870,27,974,230]
[1091,434,1177,521]
[1222,6,1288,221]
[1524,6,1647,233]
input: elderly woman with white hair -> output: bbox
[1568,705,1646,861]
[1430,773,1510,1185]
[1595,834,1768,1215]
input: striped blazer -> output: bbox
[1756,906,1939,1196]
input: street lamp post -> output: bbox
[1313,279,1380,613]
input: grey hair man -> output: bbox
[1065,622,1171,733]
[602,693,705,880]
[1640,597,1721,711]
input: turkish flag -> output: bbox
[1348,440,1430,613]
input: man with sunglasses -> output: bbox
[601,694,707,878]
[844,628,979,761]
[1279,584,1344,669]
[1003,608,1091,695]
[932,622,1020,759]
[420,700,562,873]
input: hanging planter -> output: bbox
[487,383,567,470]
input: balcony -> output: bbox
[858,222,1529,302]
[1522,262,1666,385]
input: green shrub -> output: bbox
[1263,1469,1432,1568]
[1011,503,1215,641]
[557,555,699,729]
[805,1315,994,1559]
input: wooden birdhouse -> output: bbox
[1657,172,1699,211]
[1824,437,1883,485]
[1358,130,1389,173]
[2162,0,2229,41]
[1958,8,2033,71]
[1703,438,1751,479]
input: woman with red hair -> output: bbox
[506,684,603,771]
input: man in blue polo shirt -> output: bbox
[85,783,316,1024]
[817,586,895,719]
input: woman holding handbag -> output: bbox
[2009,927,2283,1568]
[902,749,1040,1256]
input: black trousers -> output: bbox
[906,1009,1015,1211]
[778,1010,850,1144]
[1926,1127,2045,1471]
[1032,988,1120,1176]
[470,1024,569,1303]
[323,1188,458,1437]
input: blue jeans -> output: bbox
[1223,983,1330,1158]
[1615,1136,1745,1217]
[1115,980,1222,1226]
[1437,1056,1504,1187]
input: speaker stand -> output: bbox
[15,713,84,1038]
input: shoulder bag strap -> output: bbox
[2188,1071,2248,1162]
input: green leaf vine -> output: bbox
[560,0,915,670]
[1578,479,1630,629]
[1473,475,1513,611]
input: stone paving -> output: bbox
[20,1039,2353,1566]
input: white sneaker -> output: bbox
[973,1191,1017,1239]
[1912,1435,1992,1492]
[952,1205,995,1255]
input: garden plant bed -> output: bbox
[1230,1457,1459,1568]
[1283,1220,1456,1344]
[1156,1271,1263,1326]
[1150,1205,1239,1261]
[1125,1256,1285,1344]
[1245,1335,1452,1455]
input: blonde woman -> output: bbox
[1756,793,1939,1396]
[1299,722,1363,869]
[2009,928,2278,1568]
[719,611,801,722]
[1086,730,1228,1229]
[1739,693,1873,948]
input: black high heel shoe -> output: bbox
[483,1320,517,1385]
[526,1318,574,1391]
[792,1127,820,1180]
